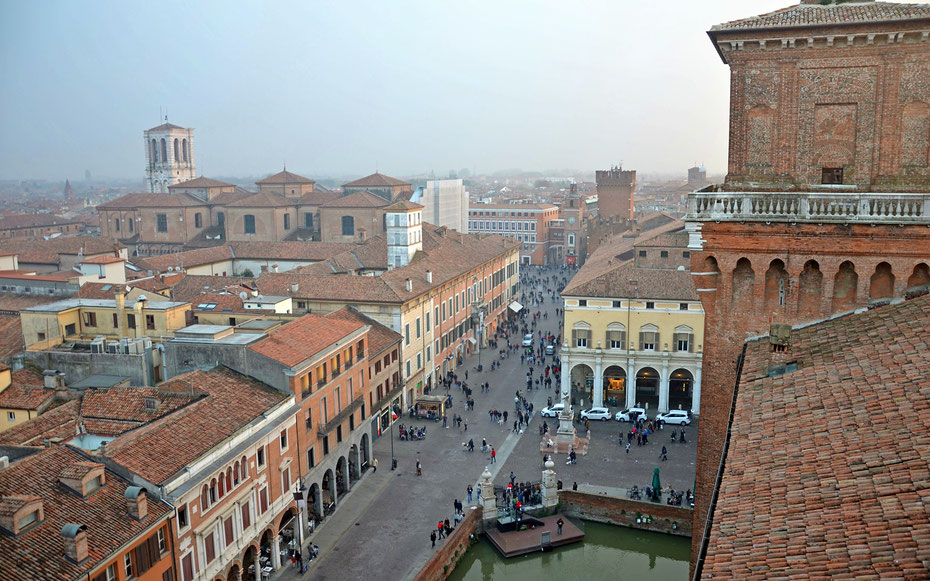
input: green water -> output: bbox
[447,521,690,581]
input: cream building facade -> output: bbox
[560,263,704,415]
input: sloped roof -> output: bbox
[136,245,234,272]
[250,313,366,367]
[701,294,930,579]
[168,275,254,304]
[0,214,84,230]
[0,316,24,361]
[104,368,287,485]
[321,191,391,208]
[0,384,55,411]
[0,399,80,446]
[563,260,698,301]
[384,200,424,211]
[80,255,124,265]
[220,191,294,208]
[228,241,351,261]
[711,1,930,32]
[80,387,199,424]
[0,446,173,581]
[96,193,206,210]
[169,176,234,189]
[147,122,187,132]
[324,307,401,357]
[343,172,410,188]
[1,236,117,258]
[256,170,315,185]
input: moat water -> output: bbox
[447,521,690,581]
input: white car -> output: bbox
[655,410,692,426]
[545,343,555,355]
[580,407,611,421]
[540,403,572,418]
[615,407,647,422]
[522,333,534,347]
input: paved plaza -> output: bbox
[274,267,697,580]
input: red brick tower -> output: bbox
[595,165,636,222]
[688,1,930,572]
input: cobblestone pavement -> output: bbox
[272,267,697,580]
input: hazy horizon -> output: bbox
[1,0,833,182]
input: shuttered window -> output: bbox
[204,532,216,563]
[241,501,251,530]
[674,333,694,352]
[133,532,162,574]
[607,330,625,349]
[572,329,591,348]
[224,516,234,547]
[639,331,658,351]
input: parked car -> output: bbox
[522,333,534,347]
[655,410,692,426]
[540,403,572,418]
[615,407,647,422]
[580,407,611,421]
[545,343,555,355]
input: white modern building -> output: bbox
[410,179,468,233]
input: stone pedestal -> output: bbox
[479,468,497,523]
[541,460,558,508]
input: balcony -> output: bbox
[687,190,930,224]
[317,399,363,437]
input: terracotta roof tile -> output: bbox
[104,368,287,484]
[563,260,698,301]
[96,193,206,210]
[701,294,930,579]
[168,176,234,189]
[0,399,80,446]
[1,236,121,258]
[0,214,85,230]
[223,191,295,208]
[80,387,198,423]
[384,200,424,211]
[0,384,54,411]
[80,255,124,265]
[324,307,401,357]
[250,313,365,367]
[321,191,392,208]
[342,172,410,188]
[136,245,234,272]
[0,445,172,581]
[147,122,187,131]
[711,1,930,32]
[168,275,254,304]
[256,170,315,184]
[228,241,352,261]
[0,316,24,361]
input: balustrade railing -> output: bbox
[687,191,930,223]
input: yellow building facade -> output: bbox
[560,265,704,414]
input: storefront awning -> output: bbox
[466,336,477,346]
[509,301,523,313]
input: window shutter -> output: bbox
[205,533,215,563]
[572,330,578,344]
[622,331,627,348]
[638,332,644,348]
[689,334,694,352]
[224,516,234,547]
[655,333,660,348]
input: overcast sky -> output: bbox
[1,0,812,182]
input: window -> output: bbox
[822,167,843,184]
[84,312,97,327]
[674,327,694,352]
[646,302,655,309]
[434,306,439,327]
[281,466,291,496]
[406,360,411,378]
[640,328,658,351]
[639,250,646,257]
[115,218,120,232]
[335,386,342,413]
[194,213,202,228]
[217,212,224,227]
[284,213,291,230]
[404,324,410,345]
[441,303,446,320]
[607,326,625,349]
[661,251,669,258]
[416,317,421,338]
[127,314,136,329]
[224,517,234,547]
[128,219,133,232]
[322,397,329,423]
[8,411,15,421]
[152,213,168,233]
[145,314,155,330]
[93,564,117,581]
[181,554,193,581]
[342,216,355,236]
[258,487,268,514]
[683,251,690,258]
[304,212,314,229]
[680,303,688,310]
[323,435,330,455]
[568,234,574,246]
[177,505,188,528]
[113,313,118,327]
[578,299,587,307]
[241,501,251,530]
[305,409,312,432]
[572,328,591,348]
[279,429,288,451]
[157,528,166,552]
[337,425,343,443]
[244,214,256,234]
[417,353,422,370]
[163,569,174,581]
[308,447,316,468]
[124,553,134,577]
[425,311,430,329]
[256,446,266,469]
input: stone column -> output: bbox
[593,357,603,408]
[658,362,670,413]
[626,358,637,409]
[271,536,281,569]
[692,366,702,415]
[541,459,558,508]
[254,549,261,581]
[479,468,498,523]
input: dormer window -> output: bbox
[58,462,106,498]
[0,495,45,536]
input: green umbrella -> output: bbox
[652,467,661,502]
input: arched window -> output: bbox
[342,216,355,236]
[160,139,167,163]
[218,474,225,498]
[244,214,256,234]
[233,461,240,485]
[182,139,189,162]
[173,138,180,162]
[194,213,203,228]
[201,485,209,511]
[151,139,158,163]
[225,468,233,491]
[209,479,217,504]
[240,456,247,480]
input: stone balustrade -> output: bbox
[687,190,930,224]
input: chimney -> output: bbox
[0,456,8,469]
[124,487,148,521]
[62,523,89,563]
[97,440,108,457]
[43,370,58,389]
[291,283,299,294]
[405,278,412,292]
[252,288,259,297]
[114,289,125,337]
[425,270,432,283]
[272,263,279,273]
[132,298,144,339]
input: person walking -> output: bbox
[417,460,423,477]
[557,517,564,535]
[626,442,631,454]
[437,521,445,539]
[430,530,436,547]
[373,457,378,472]
[467,485,473,503]
[491,447,497,463]
[661,446,668,461]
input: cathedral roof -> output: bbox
[710,1,930,32]
[169,176,234,189]
[97,193,206,210]
[322,191,391,209]
[256,170,315,185]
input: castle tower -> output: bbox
[595,165,636,222]
[561,180,586,266]
[144,120,195,193]
[63,179,75,204]
[688,2,930,574]
[384,201,424,269]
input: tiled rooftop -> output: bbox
[711,1,930,31]
[250,313,366,367]
[324,307,401,357]
[321,190,391,208]
[169,176,234,189]
[255,169,315,184]
[343,172,410,188]
[0,384,55,411]
[563,260,698,301]
[701,294,930,579]
[0,446,172,581]
[96,193,206,209]
[104,368,288,484]
[0,400,80,447]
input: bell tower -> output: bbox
[144,119,195,193]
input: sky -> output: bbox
[0,0,808,182]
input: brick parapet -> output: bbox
[559,490,692,537]
[414,506,482,581]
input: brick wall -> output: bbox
[414,506,482,581]
[558,490,692,537]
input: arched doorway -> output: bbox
[336,457,348,496]
[322,469,336,514]
[602,365,626,407]
[832,261,858,313]
[798,260,823,318]
[869,262,895,301]
[226,563,240,581]
[348,444,359,485]
[635,367,660,411]
[570,363,593,407]
[307,483,321,521]
[278,508,297,552]
[360,433,370,469]
[731,258,755,312]
[668,369,694,412]
[242,544,259,580]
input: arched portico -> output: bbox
[669,368,694,412]
[635,367,660,410]
[603,365,626,406]
[570,363,593,407]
